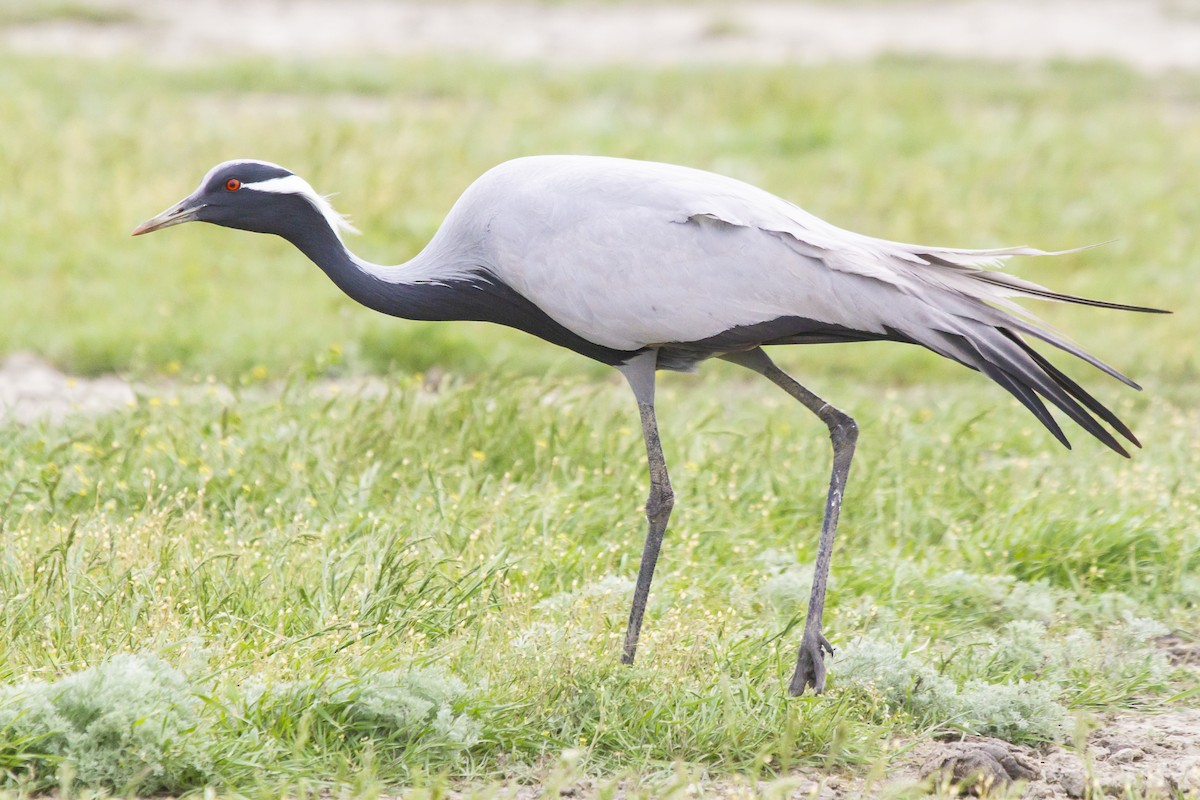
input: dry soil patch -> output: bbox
[4,0,1200,72]
[0,352,134,424]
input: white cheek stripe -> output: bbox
[243,174,360,238]
[242,174,312,195]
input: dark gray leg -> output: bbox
[622,399,674,664]
[723,348,858,695]
[617,351,674,665]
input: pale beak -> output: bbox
[131,197,206,236]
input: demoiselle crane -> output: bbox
[133,156,1164,694]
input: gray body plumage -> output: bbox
[373,155,1150,454]
[134,154,1162,694]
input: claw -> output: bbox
[788,631,833,695]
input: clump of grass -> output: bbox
[975,616,1174,704]
[987,619,1053,674]
[837,636,1067,742]
[0,654,484,793]
[952,680,1068,743]
[758,550,819,622]
[0,654,211,794]
[239,666,480,770]
[836,638,960,721]
[837,610,1178,745]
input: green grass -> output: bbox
[0,53,1197,796]
[0,376,1194,795]
[0,1,138,26]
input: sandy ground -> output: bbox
[0,352,135,424]
[3,0,1200,73]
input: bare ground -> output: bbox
[3,0,1200,73]
[469,708,1200,798]
[0,351,135,424]
[435,710,1200,798]
[915,708,1200,799]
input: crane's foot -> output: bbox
[788,632,835,695]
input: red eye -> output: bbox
[225,178,241,191]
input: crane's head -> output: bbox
[132,159,357,239]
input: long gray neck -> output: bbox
[272,199,467,322]
[264,197,640,366]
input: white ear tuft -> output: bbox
[321,193,360,236]
[243,174,359,241]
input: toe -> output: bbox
[787,637,829,695]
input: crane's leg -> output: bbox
[722,348,857,695]
[617,350,674,665]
